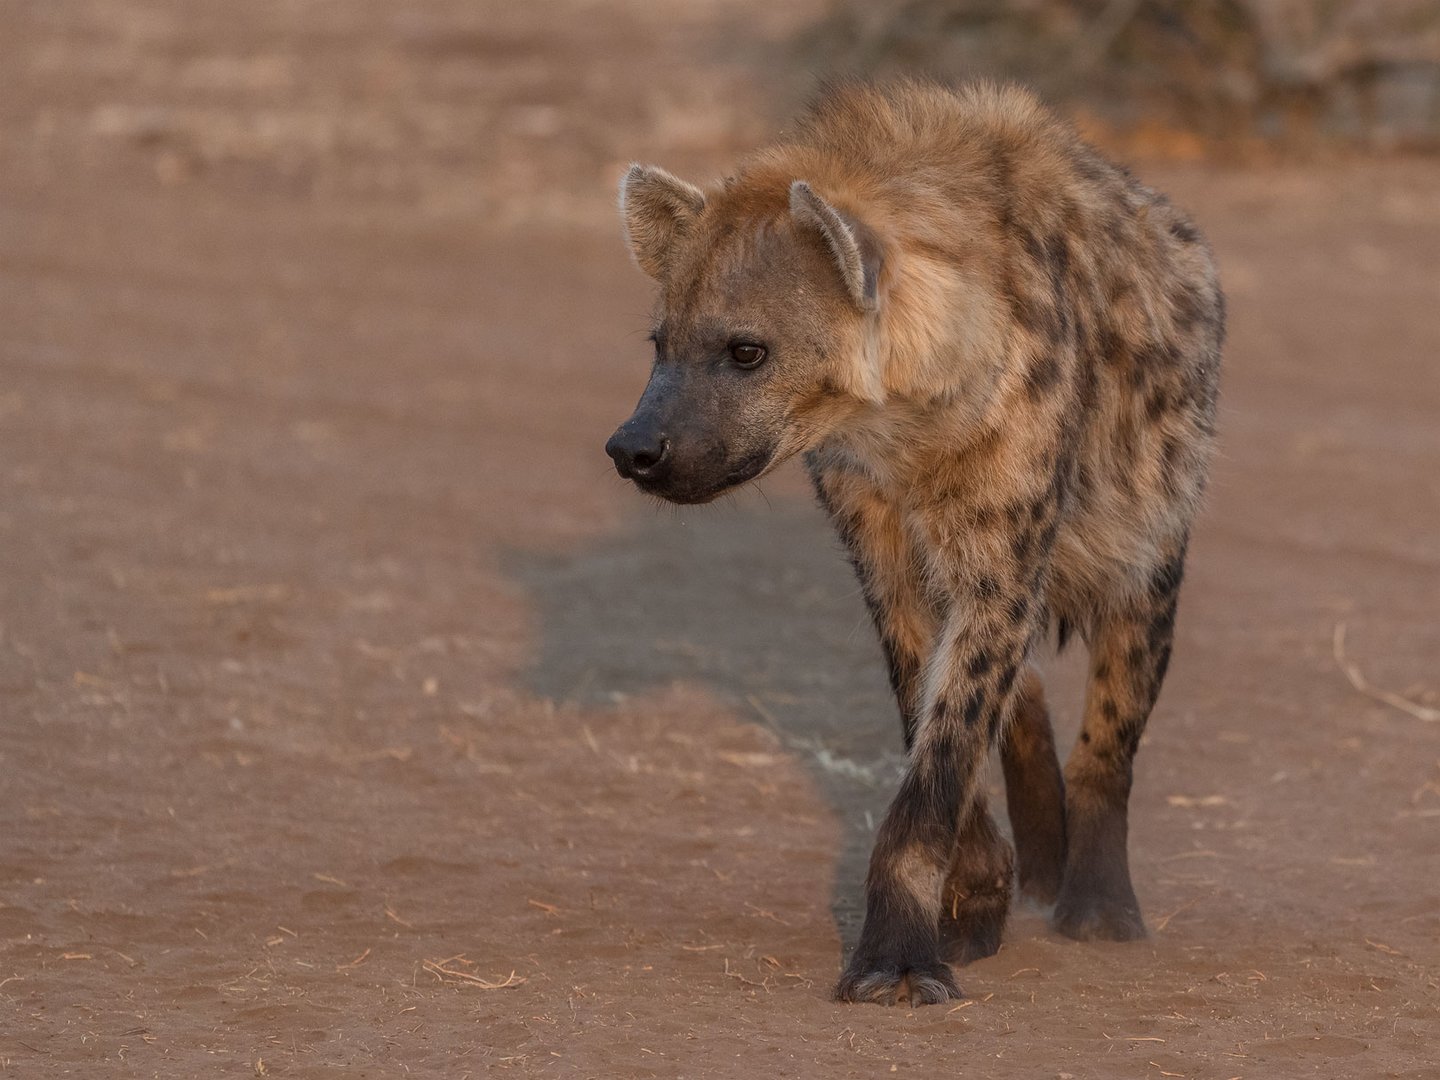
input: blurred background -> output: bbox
[11,2,1440,224]
[804,0,1440,155]
[3,2,1438,1077]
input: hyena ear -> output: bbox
[619,164,706,280]
[789,181,881,312]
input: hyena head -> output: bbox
[606,164,883,505]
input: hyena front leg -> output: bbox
[807,456,939,747]
[835,589,1037,1005]
[810,459,1016,969]
[1054,549,1185,940]
[938,793,1014,966]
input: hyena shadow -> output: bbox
[507,488,1009,948]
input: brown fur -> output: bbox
[608,80,1223,1006]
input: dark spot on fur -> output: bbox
[1013,292,1062,343]
[1056,615,1075,652]
[1149,603,1178,654]
[1105,273,1134,302]
[967,651,993,679]
[1146,386,1173,422]
[1026,566,1046,595]
[961,692,984,730]
[1025,351,1062,399]
[928,726,960,769]
[1150,553,1185,600]
[1076,151,1112,186]
[1072,307,1089,353]
[1172,282,1208,332]
[1153,641,1174,685]
[1098,324,1129,368]
[885,742,966,865]
[1138,340,1182,373]
[1007,595,1029,625]
[1078,360,1100,412]
[1044,232,1070,280]
[1169,218,1201,244]
[1161,434,1186,485]
[1022,229,1046,265]
[1111,417,1140,463]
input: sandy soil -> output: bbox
[2,3,1438,1078]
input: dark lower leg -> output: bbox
[835,763,965,1006]
[938,795,1014,965]
[1055,761,1142,940]
[1055,579,1180,941]
[1001,668,1066,905]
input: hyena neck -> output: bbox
[831,271,1016,487]
[860,225,1012,407]
[819,391,1005,491]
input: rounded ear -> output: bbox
[789,180,881,312]
[619,164,706,280]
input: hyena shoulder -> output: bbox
[757,81,1223,610]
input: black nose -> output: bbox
[606,426,671,481]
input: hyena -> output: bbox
[605,81,1222,1005]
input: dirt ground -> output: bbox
[2,3,1438,1078]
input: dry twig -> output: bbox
[1334,622,1438,722]
[422,959,525,989]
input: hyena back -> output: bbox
[606,81,1223,1006]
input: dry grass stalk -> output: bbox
[336,947,372,970]
[384,905,414,928]
[1153,895,1205,932]
[422,958,525,989]
[722,958,770,991]
[1334,622,1439,722]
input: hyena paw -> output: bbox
[1053,886,1146,942]
[834,955,961,1006]
[938,885,1008,966]
[1015,851,1063,908]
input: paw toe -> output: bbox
[835,959,961,1006]
[905,966,961,1005]
[1053,896,1146,942]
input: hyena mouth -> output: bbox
[639,446,776,505]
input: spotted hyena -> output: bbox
[604,81,1223,1005]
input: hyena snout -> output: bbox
[606,400,776,504]
[605,420,672,483]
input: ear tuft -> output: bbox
[789,180,875,311]
[619,164,706,280]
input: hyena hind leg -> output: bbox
[1055,559,1184,942]
[939,668,1061,964]
[938,795,1014,966]
[1001,667,1067,906]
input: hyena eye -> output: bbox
[728,343,767,368]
